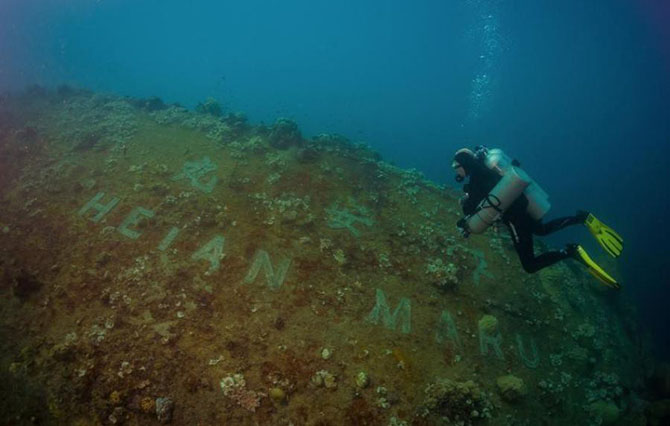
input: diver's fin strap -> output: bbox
[584,213,597,227]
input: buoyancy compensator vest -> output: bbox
[464,147,551,234]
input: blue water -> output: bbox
[2,0,669,357]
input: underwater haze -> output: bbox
[1,0,670,424]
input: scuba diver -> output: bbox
[452,146,623,289]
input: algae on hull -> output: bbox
[0,88,656,425]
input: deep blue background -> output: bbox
[1,0,669,358]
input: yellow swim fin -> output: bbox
[573,245,621,289]
[585,213,623,258]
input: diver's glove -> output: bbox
[456,217,470,238]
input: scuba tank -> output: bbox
[464,147,551,234]
[465,166,529,234]
[484,148,551,220]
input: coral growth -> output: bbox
[421,378,493,424]
[496,374,526,402]
[268,118,302,149]
[220,374,264,412]
[195,97,223,117]
[425,258,459,289]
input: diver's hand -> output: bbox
[456,218,470,238]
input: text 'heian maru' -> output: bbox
[78,191,541,368]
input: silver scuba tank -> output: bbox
[466,167,530,234]
[484,148,550,220]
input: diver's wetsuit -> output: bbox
[459,155,584,273]
[503,208,584,273]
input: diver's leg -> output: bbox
[533,210,589,236]
[525,250,572,273]
[508,222,538,273]
[509,221,571,273]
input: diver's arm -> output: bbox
[461,193,479,216]
[458,193,469,208]
[457,187,474,238]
